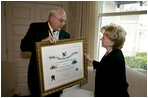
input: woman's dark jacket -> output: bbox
[93,49,129,97]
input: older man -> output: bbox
[20,7,70,96]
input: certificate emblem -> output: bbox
[51,75,55,81]
[62,52,67,57]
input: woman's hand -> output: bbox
[42,36,57,43]
[84,53,93,64]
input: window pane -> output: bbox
[99,15,147,70]
[101,1,147,13]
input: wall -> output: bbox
[1,2,7,61]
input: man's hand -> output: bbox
[42,36,58,43]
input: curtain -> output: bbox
[68,1,99,64]
[81,1,99,62]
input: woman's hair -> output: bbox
[101,23,127,49]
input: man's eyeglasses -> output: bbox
[53,15,66,24]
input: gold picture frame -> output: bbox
[35,38,87,96]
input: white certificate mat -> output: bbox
[41,42,84,90]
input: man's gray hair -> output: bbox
[49,6,66,17]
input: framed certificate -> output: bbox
[35,38,87,96]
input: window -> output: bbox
[98,1,147,70]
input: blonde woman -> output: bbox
[85,24,129,97]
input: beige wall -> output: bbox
[1,2,7,61]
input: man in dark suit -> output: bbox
[20,7,70,97]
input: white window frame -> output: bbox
[98,1,147,61]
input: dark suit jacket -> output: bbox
[20,22,70,96]
[93,49,129,97]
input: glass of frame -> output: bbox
[35,38,87,96]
